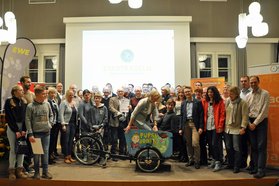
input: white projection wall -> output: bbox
[64,16,192,91]
[82,30,174,90]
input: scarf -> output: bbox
[228,97,241,125]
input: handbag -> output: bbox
[15,137,30,155]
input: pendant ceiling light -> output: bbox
[108,0,143,9]
[235,1,268,48]
[0,11,17,45]
[128,0,143,9]
[252,22,269,37]
[235,13,248,49]
[109,0,122,4]
[248,2,261,15]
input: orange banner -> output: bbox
[190,77,225,92]
[258,74,279,168]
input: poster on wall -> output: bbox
[258,73,279,168]
[190,77,225,93]
[0,38,36,109]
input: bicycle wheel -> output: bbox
[73,136,102,165]
[135,147,161,173]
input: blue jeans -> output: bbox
[248,118,268,172]
[7,125,24,169]
[63,122,76,156]
[224,132,242,168]
[110,126,126,155]
[206,129,223,162]
[33,133,50,174]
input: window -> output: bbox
[198,53,232,84]
[44,56,57,87]
[27,54,59,86]
[218,55,231,83]
[198,54,212,78]
[29,58,38,82]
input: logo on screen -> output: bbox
[121,49,134,63]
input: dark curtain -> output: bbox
[190,43,197,78]
[235,45,247,87]
[59,44,65,91]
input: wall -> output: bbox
[63,16,191,90]
[247,43,276,67]
[196,43,237,84]
[12,0,279,39]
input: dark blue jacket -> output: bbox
[180,99,204,131]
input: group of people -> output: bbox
[4,75,270,180]
[173,76,269,179]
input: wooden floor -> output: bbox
[1,158,279,186]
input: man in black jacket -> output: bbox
[179,86,204,169]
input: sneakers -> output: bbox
[253,171,265,179]
[26,167,35,174]
[233,167,240,173]
[82,156,88,162]
[99,158,107,167]
[185,161,194,167]
[33,172,40,180]
[48,159,56,165]
[249,168,257,174]
[213,161,221,172]
[42,172,53,180]
[194,162,200,169]
[224,165,233,169]
[208,160,215,169]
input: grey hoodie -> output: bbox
[25,100,53,137]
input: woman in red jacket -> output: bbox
[202,86,225,172]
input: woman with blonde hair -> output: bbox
[125,89,161,132]
[59,89,78,164]
[224,86,248,173]
[47,87,59,164]
[4,85,28,180]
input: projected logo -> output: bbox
[121,49,134,63]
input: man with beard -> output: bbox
[19,76,35,174]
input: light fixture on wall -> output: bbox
[0,0,17,45]
[108,0,143,9]
[235,1,268,48]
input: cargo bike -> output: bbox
[73,125,173,172]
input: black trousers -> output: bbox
[247,118,268,171]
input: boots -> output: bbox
[213,161,221,172]
[16,167,28,179]
[8,169,16,180]
[64,155,71,164]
